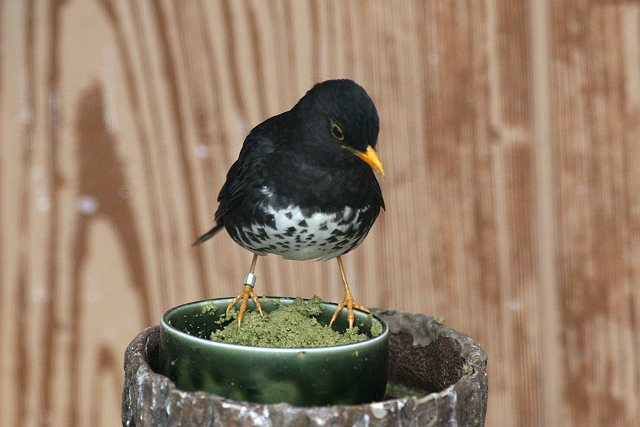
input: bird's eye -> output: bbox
[331,122,345,141]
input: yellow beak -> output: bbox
[346,145,385,176]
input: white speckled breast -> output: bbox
[231,205,370,260]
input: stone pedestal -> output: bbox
[122,309,487,426]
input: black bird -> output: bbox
[195,79,385,328]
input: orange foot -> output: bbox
[329,295,370,329]
[226,285,263,326]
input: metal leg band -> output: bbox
[244,273,257,287]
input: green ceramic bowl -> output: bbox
[159,297,389,406]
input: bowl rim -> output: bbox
[160,296,389,353]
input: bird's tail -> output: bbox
[192,223,225,246]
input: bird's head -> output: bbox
[293,79,385,176]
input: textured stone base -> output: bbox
[122,309,487,426]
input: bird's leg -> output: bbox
[226,254,264,326]
[329,256,369,329]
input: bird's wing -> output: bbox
[214,128,276,224]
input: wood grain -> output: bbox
[0,1,638,426]
[550,2,640,425]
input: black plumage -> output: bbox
[196,79,385,328]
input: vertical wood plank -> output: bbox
[531,0,565,425]
[550,2,640,425]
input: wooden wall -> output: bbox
[1,1,639,426]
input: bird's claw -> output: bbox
[226,285,263,326]
[329,297,369,329]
